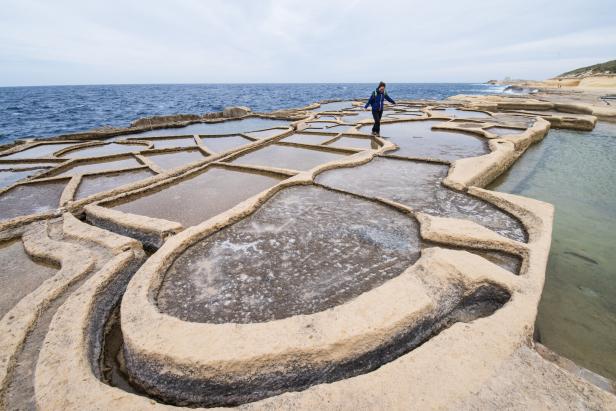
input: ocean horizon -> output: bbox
[0,82,507,144]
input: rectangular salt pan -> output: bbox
[143,150,206,170]
[200,136,253,153]
[1,143,78,160]
[59,143,147,158]
[316,157,526,242]
[281,133,334,145]
[0,179,67,221]
[313,101,355,112]
[121,118,289,138]
[111,167,283,227]
[231,144,348,171]
[375,122,489,161]
[53,157,142,177]
[0,170,39,189]
[146,138,196,149]
[75,169,155,200]
[326,137,377,150]
[243,128,288,139]
[0,239,58,318]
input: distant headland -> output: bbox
[488,58,616,90]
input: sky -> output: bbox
[0,0,615,86]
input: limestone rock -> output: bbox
[130,114,201,128]
[222,106,252,118]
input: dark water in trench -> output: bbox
[490,121,616,380]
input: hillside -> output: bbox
[557,59,616,78]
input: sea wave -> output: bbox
[0,83,499,142]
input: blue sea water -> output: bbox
[0,83,506,144]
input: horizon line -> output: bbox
[0,81,497,88]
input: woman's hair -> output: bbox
[378,81,386,89]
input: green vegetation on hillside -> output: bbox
[558,59,616,77]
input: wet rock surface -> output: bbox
[0,97,612,410]
[75,169,155,200]
[157,185,422,323]
[326,136,378,150]
[316,157,526,242]
[53,157,142,177]
[433,108,491,119]
[340,111,374,123]
[312,101,355,112]
[230,144,349,171]
[0,143,77,159]
[200,135,253,153]
[486,126,525,136]
[304,121,338,129]
[0,238,58,317]
[281,132,336,145]
[307,124,353,133]
[59,143,147,158]
[0,169,42,189]
[127,280,511,407]
[372,121,490,161]
[144,137,196,149]
[0,179,68,220]
[121,117,289,138]
[111,167,283,227]
[243,128,288,139]
[142,149,206,170]
[471,249,522,274]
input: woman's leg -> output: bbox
[374,110,383,134]
[371,110,378,133]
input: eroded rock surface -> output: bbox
[230,143,349,171]
[110,167,283,227]
[317,157,526,242]
[158,185,422,323]
[0,179,68,220]
[0,96,614,411]
[370,121,490,161]
[0,238,58,317]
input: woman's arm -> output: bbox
[385,93,396,105]
[364,93,374,109]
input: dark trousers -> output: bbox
[371,109,383,134]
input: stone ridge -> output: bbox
[0,96,614,410]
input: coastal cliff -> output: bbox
[490,59,616,90]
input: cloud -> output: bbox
[0,0,615,85]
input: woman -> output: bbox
[364,81,396,135]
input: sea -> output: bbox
[0,83,507,144]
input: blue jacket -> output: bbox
[365,89,396,111]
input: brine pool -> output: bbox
[490,121,616,380]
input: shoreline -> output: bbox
[0,83,508,145]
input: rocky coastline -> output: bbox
[1,90,615,410]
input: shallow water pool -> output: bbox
[490,121,616,380]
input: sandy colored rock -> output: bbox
[0,96,613,410]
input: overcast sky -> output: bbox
[1,0,615,86]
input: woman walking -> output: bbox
[364,81,396,135]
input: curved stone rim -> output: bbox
[26,99,573,410]
[32,185,555,410]
[0,217,95,398]
[119,127,543,404]
[1,106,543,233]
